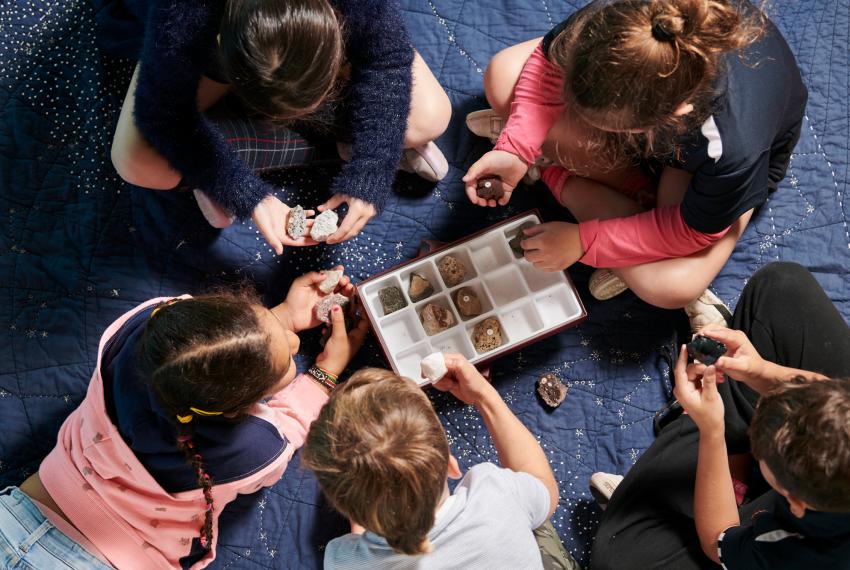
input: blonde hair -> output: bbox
[303,369,450,555]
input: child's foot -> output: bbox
[400,142,449,182]
[589,268,629,300]
[685,289,732,333]
[589,472,624,510]
[465,108,504,144]
[193,189,234,229]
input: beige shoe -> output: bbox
[466,108,504,144]
[193,189,234,229]
[589,472,624,510]
[685,289,732,332]
[589,268,629,301]
[400,141,449,182]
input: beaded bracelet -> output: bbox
[308,365,339,391]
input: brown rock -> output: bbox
[420,303,456,336]
[509,222,536,257]
[537,373,568,408]
[438,255,467,287]
[476,177,505,200]
[408,272,434,302]
[453,287,482,318]
[472,317,503,352]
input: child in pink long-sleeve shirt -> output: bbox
[4,269,368,569]
[463,0,806,330]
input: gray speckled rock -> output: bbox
[509,222,536,257]
[310,209,339,242]
[287,205,307,239]
[378,286,406,316]
[318,269,343,294]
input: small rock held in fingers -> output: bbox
[420,352,448,384]
[287,205,307,239]
[318,269,343,294]
[315,294,349,324]
[476,177,505,200]
[509,222,536,257]
[310,209,339,242]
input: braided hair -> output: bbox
[136,292,283,550]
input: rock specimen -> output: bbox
[408,272,434,302]
[686,335,727,365]
[420,303,455,336]
[453,287,482,318]
[420,352,448,384]
[537,373,568,408]
[472,317,502,352]
[508,222,536,257]
[287,205,307,239]
[378,286,406,316]
[310,209,339,242]
[438,255,466,287]
[315,294,349,324]
[318,269,343,294]
[476,177,505,200]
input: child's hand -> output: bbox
[278,266,355,332]
[252,195,318,255]
[463,150,527,207]
[315,304,370,377]
[433,354,498,406]
[698,325,770,392]
[673,345,725,433]
[318,194,377,244]
[521,222,584,271]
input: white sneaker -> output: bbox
[589,472,624,510]
[339,142,449,182]
[193,189,234,229]
[400,142,449,182]
[685,289,732,333]
[466,109,504,144]
[589,268,629,301]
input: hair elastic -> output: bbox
[150,298,182,319]
[176,413,194,424]
[651,19,676,42]
[189,407,224,417]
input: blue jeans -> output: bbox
[0,487,114,569]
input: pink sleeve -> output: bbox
[260,373,329,449]
[578,205,730,268]
[494,44,565,165]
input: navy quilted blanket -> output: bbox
[1,0,848,568]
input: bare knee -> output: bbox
[483,51,516,117]
[405,83,452,147]
[111,143,182,190]
[623,267,707,309]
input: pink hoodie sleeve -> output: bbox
[261,373,329,448]
[578,205,730,268]
[494,44,565,165]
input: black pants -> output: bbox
[590,262,850,570]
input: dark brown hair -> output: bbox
[548,0,763,170]
[136,292,285,549]
[303,369,450,555]
[219,0,344,122]
[750,377,850,512]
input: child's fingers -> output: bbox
[497,190,513,206]
[465,185,488,207]
[524,249,544,263]
[520,235,542,251]
[329,305,347,340]
[701,365,719,397]
[319,194,346,212]
[673,344,690,387]
[257,224,284,255]
[328,213,360,244]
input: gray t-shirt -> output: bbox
[324,462,551,569]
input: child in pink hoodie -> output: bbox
[463,0,806,331]
[3,269,368,569]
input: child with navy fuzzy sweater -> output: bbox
[98,0,451,254]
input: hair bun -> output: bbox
[651,17,678,42]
